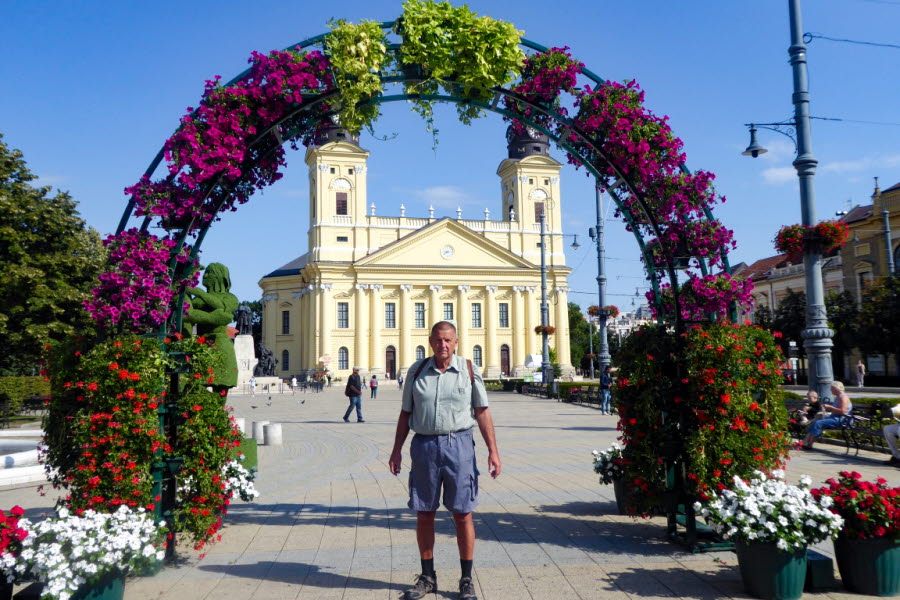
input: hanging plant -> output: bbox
[504,46,583,133]
[647,273,754,322]
[325,19,389,134]
[397,0,524,143]
[774,220,849,255]
[587,305,601,317]
[604,305,620,318]
[534,325,556,335]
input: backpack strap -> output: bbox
[412,358,430,383]
[466,359,474,384]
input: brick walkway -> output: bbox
[2,385,897,599]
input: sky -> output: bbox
[3,0,899,309]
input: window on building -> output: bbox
[473,345,483,367]
[534,202,545,223]
[330,167,335,174]
[471,303,482,328]
[414,302,426,328]
[499,303,509,328]
[337,302,349,328]
[858,271,873,291]
[544,178,550,185]
[443,303,454,321]
[281,310,290,334]
[385,302,396,328]
[348,168,354,175]
[337,236,348,242]
[282,350,289,371]
[338,347,349,370]
[336,192,348,215]
[416,346,426,360]
[528,178,534,185]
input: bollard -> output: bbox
[252,421,270,443]
[234,417,247,436]
[263,423,283,446]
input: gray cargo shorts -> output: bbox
[408,428,480,514]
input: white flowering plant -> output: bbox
[222,458,259,502]
[592,443,625,485]
[10,506,165,600]
[695,470,843,552]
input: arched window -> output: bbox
[338,347,349,370]
[473,345,483,367]
[415,345,426,361]
[281,349,289,371]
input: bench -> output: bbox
[785,398,811,440]
[841,402,895,456]
[23,394,50,416]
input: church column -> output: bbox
[354,284,369,370]
[484,285,499,377]
[457,285,470,357]
[555,286,572,373]
[318,284,333,367]
[429,285,443,330]
[399,284,413,374]
[369,284,384,375]
[512,286,526,371]
[304,284,316,372]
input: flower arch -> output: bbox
[102,4,752,337]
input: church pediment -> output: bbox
[354,218,535,270]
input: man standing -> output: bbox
[389,321,501,600]
[600,366,613,415]
[343,366,364,423]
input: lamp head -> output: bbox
[570,234,580,250]
[742,125,768,158]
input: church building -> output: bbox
[258,125,574,380]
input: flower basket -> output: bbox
[735,541,807,600]
[833,536,900,596]
[813,472,900,596]
[534,325,556,335]
[612,478,633,516]
[774,221,849,255]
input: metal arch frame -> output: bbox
[117,22,735,336]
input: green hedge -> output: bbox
[0,376,50,414]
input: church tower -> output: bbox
[304,122,371,263]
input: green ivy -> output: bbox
[397,0,524,145]
[0,376,49,415]
[325,19,389,134]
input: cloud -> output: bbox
[410,185,477,209]
[762,167,797,185]
[758,139,795,163]
[821,154,900,174]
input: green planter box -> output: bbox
[736,541,807,600]
[835,535,900,596]
[233,436,258,472]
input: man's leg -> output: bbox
[453,512,477,599]
[884,424,900,462]
[355,396,364,421]
[417,510,437,560]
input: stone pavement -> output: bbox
[2,384,898,600]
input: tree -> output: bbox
[0,134,105,374]
[753,304,773,330]
[773,288,806,357]
[825,290,858,378]
[857,276,900,374]
[567,302,592,373]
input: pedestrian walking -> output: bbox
[343,367,364,423]
[290,376,298,395]
[370,375,379,398]
[856,360,866,388]
[249,376,256,396]
[398,374,404,389]
[389,321,500,600]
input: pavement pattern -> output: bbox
[1,384,897,600]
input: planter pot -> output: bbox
[612,478,631,515]
[834,535,900,596]
[71,575,125,600]
[735,541,807,600]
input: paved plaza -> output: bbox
[1,385,897,600]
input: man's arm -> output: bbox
[389,410,412,475]
[474,407,501,479]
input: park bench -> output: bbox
[563,388,581,403]
[23,394,50,416]
[840,402,896,456]
[784,397,810,440]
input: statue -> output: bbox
[234,303,253,336]
[253,342,278,377]
[184,263,239,389]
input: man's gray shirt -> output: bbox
[401,354,489,435]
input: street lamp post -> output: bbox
[539,212,553,388]
[743,0,835,401]
[589,186,612,371]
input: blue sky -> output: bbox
[3,0,899,308]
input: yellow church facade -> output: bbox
[258,127,574,380]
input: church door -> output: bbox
[500,345,510,376]
[385,346,396,380]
